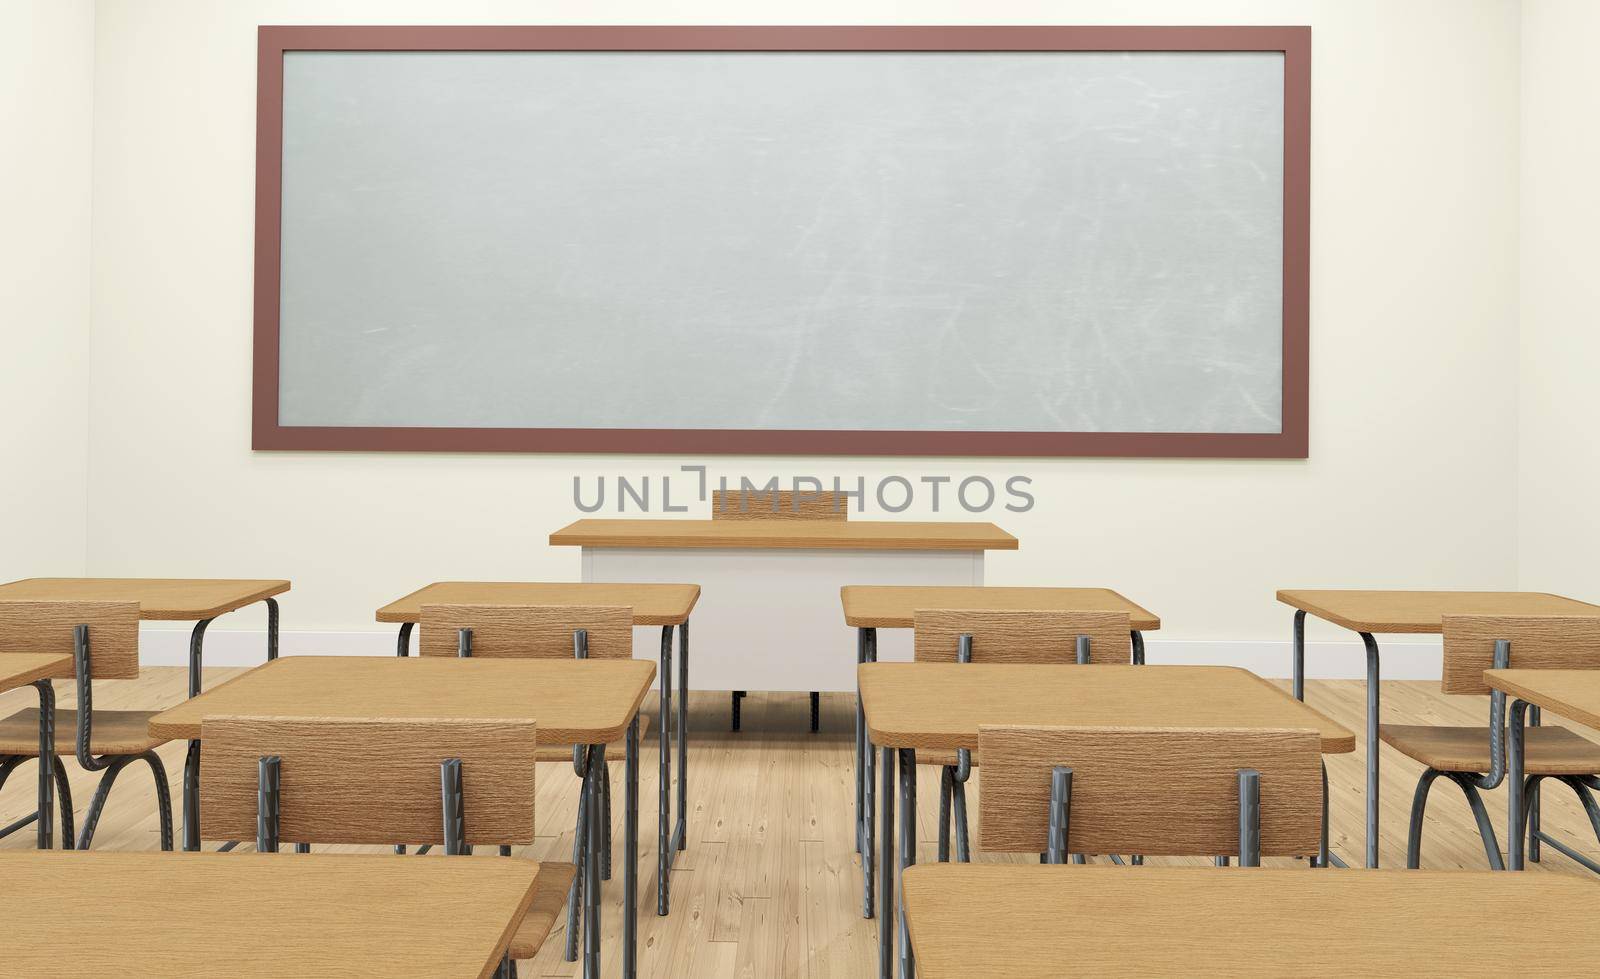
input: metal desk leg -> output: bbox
[1508,699,1529,871]
[1291,609,1306,701]
[862,627,877,919]
[878,744,895,979]
[1131,629,1145,666]
[1360,632,1381,868]
[583,743,606,979]
[33,680,55,849]
[396,621,413,657]
[676,619,688,853]
[897,748,917,979]
[1529,705,1542,862]
[856,627,867,856]
[624,717,639,979]
[658,625,673,916]
[266,597,280,661]
[181,616,215,852]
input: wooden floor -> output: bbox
[4,668,1599,977]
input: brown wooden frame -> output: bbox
[254,25,1310,458]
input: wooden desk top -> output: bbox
[1486,669,1600,729]
[150,656,655,745]
[550,518,1018,551]
[903,864,1600,979]
[1276,589,1600,634]
[0,653,73,692]
[0,578,290,620]
[841,585,1159,631]
[859,663,1352,753]
[377,581,700,626]
[0,851,539,978]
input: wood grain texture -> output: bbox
[1379,723,1600,775]
[507,862,578,959]
[1485,669,1600,730]
[977,725,1322,857]
[1276,589,1600,635]
[1440,614,1600,695]
[550,518,1018,551]
[419,604,634,660]
[378,581,699,625]
[860,663,1353,753]
[0,600,140,679]
[150,656,655,745]
[0,578,289,620]
[0,708,164,755]
[843,585,1159,630]
[913,609,1132,665]
[712,489,847,521]
[0,653,73,692]
[200,716,538,846]
[903,864,1600,979]
[0,850,539,978]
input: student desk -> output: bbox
[0,850,547,977]
[859,662,1351,979]
[150,655,654,979]
[0,577,290,851]
[550,519,1017,697]
[902,864,1599,979]
[378,580,699,915]
[0,654,72,849]
[839,584,1160,918]
[1277,589,1600,868]
[1486,667,1600,871]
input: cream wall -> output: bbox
[80,1,1524,668]
[1518,0,1600,599]
[1,0,94,581]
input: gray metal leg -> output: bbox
[937,767,952,862]
[600,758,612,881]
[1529,706,1542,862]
[856,627,867,855]
[624,717,639,979]
[897,747,917,979]
[1238,769,1262,867]
[1317,761,1331,868]
[33,680,54,850]
[861,627,877,920]
[1291,609,1306,701]
[1131,629,1145,666]
[564,762,590,962]
[1445,772,1505,871]
[180,616,216,852]
[658,624,673,916]
[951,777,969,863]
[878,744,894,979]
[1508,699,1529,870]
[583,744,606,979]
[265,597,280,661]
[676,619,688,853]
[396,620,413,657]
[1359,631,1381,868]
[1046,766,1072,864]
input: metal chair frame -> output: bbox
[0,624,172,852]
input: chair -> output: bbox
[1382,613,1600,871]
[199,715,574,978]
[0,600,172,850]
[977,725,1324,865]
[713,488,846,734]
[912,608,1132,861]
[419,602,641,963]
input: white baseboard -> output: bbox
[138,626,1445,681]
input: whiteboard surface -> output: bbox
[278,51,1284,433]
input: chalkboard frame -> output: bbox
[252,25,1309,457]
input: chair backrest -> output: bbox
[977,725,1322,858]
[0,600,140,680]
[1442,614,1600,695]
[712,489,847,521]
[417,604,633,659]
[200,715,538,847]
[913,609,1132,665]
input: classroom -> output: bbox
[3,1,1597,976]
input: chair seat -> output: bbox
[1380,723,1600,776]
[0,709,166,757]
[533,713,652,763]
[507,862,578,960]
[918,748,978,770]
